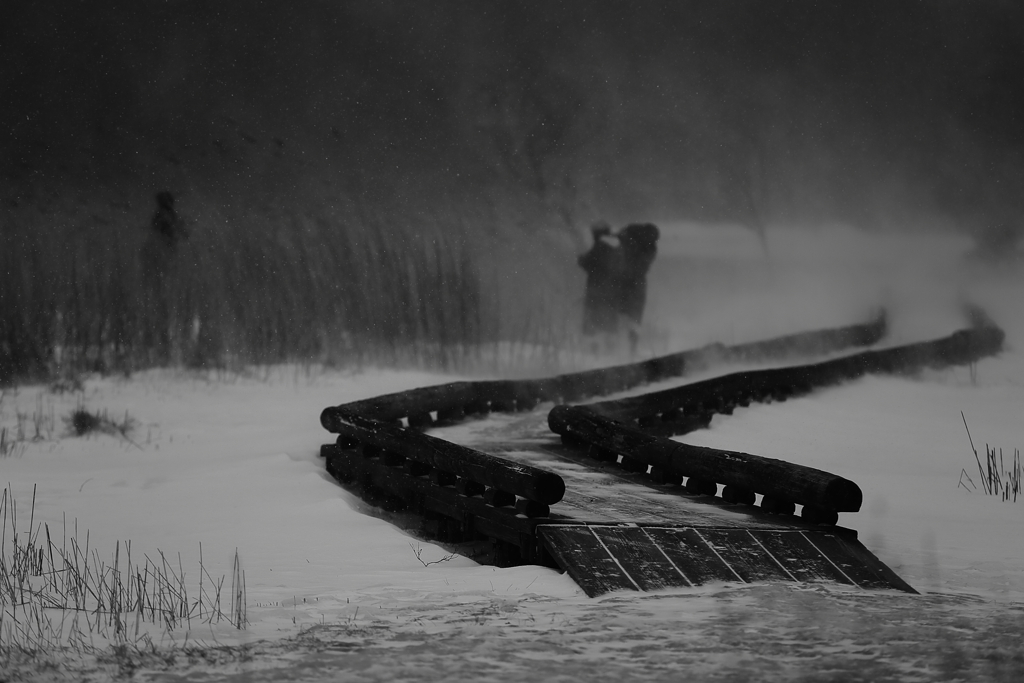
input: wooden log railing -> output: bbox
[545,321,1004,524]
[321,442,553,565]
[586,324,1006,433]
[321,414,566,506]
[324,313,888,426]
[549,405,862,522]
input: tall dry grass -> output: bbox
[0,192,497,384]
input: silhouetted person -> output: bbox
[616,223,660,353]
[141,191,188,363]
[151,191,184,245]
[578,222,621,335]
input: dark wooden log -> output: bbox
[589,446,618,462]
[420,511,446,539]
[618,456,648,473]
[327,382,478,423]
[404,460,432,477]
[407,412,434,429]
[455,479,486,497]
[515,396,539,411]
[322,414,566,505]
[435,517,476,543]
[491,540,523,568]
[421,512,475,542]
[484,488,516,508]
[760,496,796,516]
[649,467,683,486]
[721,485,756,506]
[549,405,863,513]
[382,451,405,467]
[581,323,1003,428]
[335,435,360,449]
[325,449,541,548]
[721,311,887,363]
[560,433,588,449]
[378,493,407,512]
[464,400,489,416]
[436,405,465,424]
[490,399,516,413]
[320,314,897,431]
[637,415,662,429]
[512,380,548,406]
[429,469,457,487]
[475,380,519,407]
[322,444,354,483]
[801,506,839,526]
[515,499,550,518]
[685,477,718,496]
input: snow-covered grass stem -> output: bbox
[0,484,246,671]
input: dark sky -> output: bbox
[3,0,1023,233]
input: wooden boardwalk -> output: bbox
[427,411,915,596]
[321,315,1002,597]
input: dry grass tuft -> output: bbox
[959,412,1021,502]
[0,485,247,674]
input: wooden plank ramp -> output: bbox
[536,524,914,597]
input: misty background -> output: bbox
[2,0,1022,382]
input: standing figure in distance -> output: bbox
[140,191,188,363]
[616,222,660,354]
[578,222,621,336]
[151,191,183,245]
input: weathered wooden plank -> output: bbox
[537,525,640,596]
[748,530,856,585]
[549,406,862,513]
[590,526,689,591]
[696,529,795,583]
[641,527,743,585]
[536,524,918,595]
[805,533,917,593]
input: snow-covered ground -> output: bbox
[2,223,1023,681]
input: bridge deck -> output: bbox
[321,318,1004,597]
[426,412,915,596]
